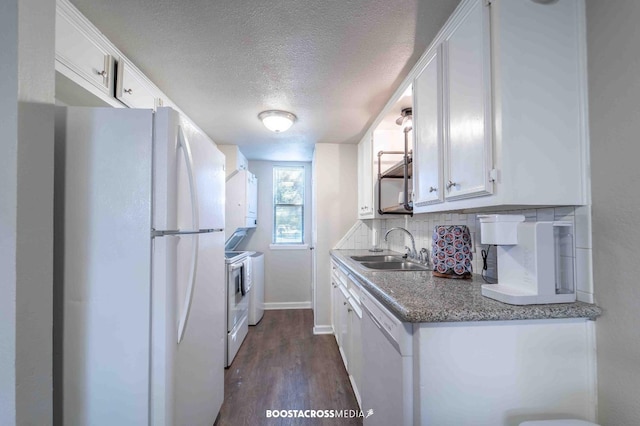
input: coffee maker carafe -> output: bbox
[478,215,576,305]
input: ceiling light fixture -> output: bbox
[258,110,297,133]
[396,107,413,132]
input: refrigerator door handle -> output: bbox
[152,228,224,237]
[176,125,200,344]
[177,233,199,344]
[178,125,200,231]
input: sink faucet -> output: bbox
[384,227,417,260]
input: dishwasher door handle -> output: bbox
[366,307,384,330]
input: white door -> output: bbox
[174,232,225,426]
[443,0,492,200]
[413,46,444,210]
[175,118,225,426]
[247,172,258,219]
[151,108,225,426]
[179,116,225,231]
[59,107,153,426]
[116,60,159,109]
[357,133,374,217]
[338,286,350,368]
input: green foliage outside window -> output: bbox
[273,166,304,244]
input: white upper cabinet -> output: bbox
[55,0,177,112]
[247,172,258,219]
[116,60,162,109]
[413,47,444,210]
[410,0,588,213]
[357,133,374,219]
[217,145,249,179]
[442,0,492,201]
[56,1,115,100]
[225,169,258,232]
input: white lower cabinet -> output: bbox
[332,259,597,425]
[347,288,363,406]
[330,261,363,407]
[331,279,341,343]
[413,319,597,425]
[337,285,350,368]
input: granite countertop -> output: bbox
[330,249,602,323]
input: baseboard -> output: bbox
[263,301,312,310]
[313,325,333,335]
[349,374,362,409]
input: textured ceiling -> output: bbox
[70,0,461,161]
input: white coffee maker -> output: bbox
[478,215,576,305]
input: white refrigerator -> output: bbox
[54,107,226,426]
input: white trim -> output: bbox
[268,243,309,250]
[577,290,594,304]
[263,302,312,310]
[349,374,362,409]
[586,319,598,421]
[575,0,591,205]
[312,325,333,335]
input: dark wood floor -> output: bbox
[214,310,362,426]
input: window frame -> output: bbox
[272,165,306,245]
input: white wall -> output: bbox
[586,1,640,424]
[312,144,358,333]
[238,161,313,309]
[0,0,55,424]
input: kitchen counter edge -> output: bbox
[330,249,602,324]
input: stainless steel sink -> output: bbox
[350,255,404,262]
[359,261,430,271]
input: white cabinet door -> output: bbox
[246,173,258,220]
[413,46,444,211]
[357,133,374,218]
[348,299,363,407]
[443,0,492,200]
[116,60,159,109]
[338,286,351,369]
[56,6,114,96]
[331,268,341,338]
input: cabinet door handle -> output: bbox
[446,180,457,190]
[124,88,133,94]
[343,302,347,306]
[348,308,353,313]
[429,186,437,193]
[96,70,107,77]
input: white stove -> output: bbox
[224,228,254,366]
[224,250,251,263]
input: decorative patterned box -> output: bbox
[431,225,473,279]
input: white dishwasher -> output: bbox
[361,288,413,426]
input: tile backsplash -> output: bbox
[335,206,594,304]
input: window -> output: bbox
[273,166,305,244]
